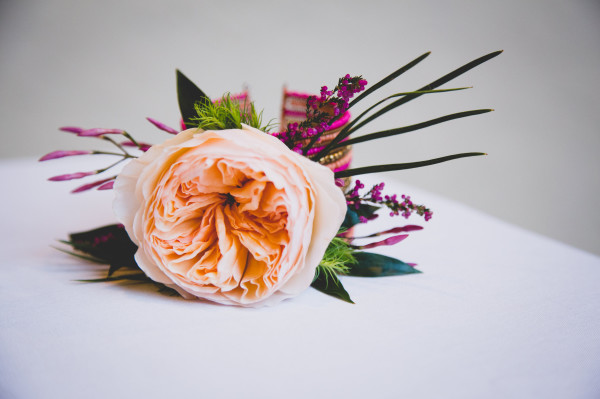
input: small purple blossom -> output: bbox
[345,181,433,224]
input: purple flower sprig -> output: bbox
[277,74,367,155]
[346,180,433,223]
[41,117,184,193]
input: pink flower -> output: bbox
[113,125,346,306]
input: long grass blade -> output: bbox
[334,152,486,178]
[348,51,431,109]
[303,87,466,156]
[304,51,432,155]
[313,50,502,161]
[329,109,493,149]
[348,50,503,134]
[341,87,471,139]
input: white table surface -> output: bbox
[1,157,599,399]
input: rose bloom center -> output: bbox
[144,153,298,303]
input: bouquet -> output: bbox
[42,50,501,306]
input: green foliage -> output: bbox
[191,93,274,132]
[348,252,421,277]
[311,271,354,304]
[316,237,356,278]
[310,237,356,303]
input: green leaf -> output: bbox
[335,152,486,178]
[176,69,210,129]
[348,252,421,277]
[311,270,354,303]
[330,109,493,149]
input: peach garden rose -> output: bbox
[113,124,347,307]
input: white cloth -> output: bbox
[1,158,599,399]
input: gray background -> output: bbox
[1,0,599,256]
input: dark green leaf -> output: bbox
[348,252,421,277]
[67,224,139,271]
[343,208,361,229]
[330,109,493,149]
[311,271,354,303]
[335,152,486,178]
[342,204,380,229]
[176,69,210,129]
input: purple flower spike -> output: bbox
[78,128,125,137]
[39,150,91,162]
[48,171,95,181]
[147,117,179,134]
[97,181,115,190]
[71,177,114,193]
[59,126,84,134]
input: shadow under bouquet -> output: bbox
[42,50,501,306]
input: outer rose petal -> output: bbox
[113,125,346,306]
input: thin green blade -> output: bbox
[348,51,431,109]
[331,109,493,148]
[349,50,503,134]
[335,152,486,178]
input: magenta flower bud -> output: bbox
[78,128,125,137]
[59,126,84,134]
[39,150,91,162]
[48,171,95,181]
[121,141,152,152]
[97,181,115,190]
[354,234,408,250]
[383,225,423,234]
[147,117,178,134]
[71,177,114,193]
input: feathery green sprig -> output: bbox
[315,236,356,281]
[191,93,274,132]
